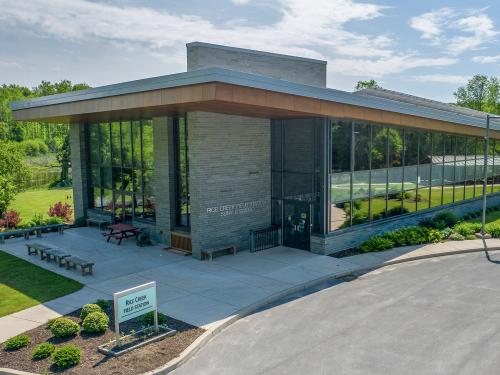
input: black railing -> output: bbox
[250,227,281,252]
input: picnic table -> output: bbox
[102,223,140,245]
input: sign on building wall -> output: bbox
[206,199,268,217]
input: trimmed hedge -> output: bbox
[82,311,109,333]
[50,317,80,338]
[4,334,30,351]
[32,342,55,360]
[80,304,102,320]
[52,344,82,369]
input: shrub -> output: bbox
[141,311,168,326]
[47,318,57,329]
[20,140,42,156]
[45,216,65,225]
[427,229,443,243]
[440,227,454,239]
[95,299,111,309]
[82,311,109,333]
[50,317,80,338]
[449,232,465,241]
[0,211,21,229]
[80,303,102,320]
[74,216,87,227]
[31,342,55,360]
[387,226,430,247]
[434,211,459,228]
[453,222,482,237]
[419,217,435,228]
[4,334,30,350]
[48,202,72,222]
[30,213,45,226]
[359,236,394,253]
[486,223,500,238]
[52,344,81,369]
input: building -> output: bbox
[10,42,500,258]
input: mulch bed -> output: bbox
[0,302,204,374]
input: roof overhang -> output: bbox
[10,68,500,139]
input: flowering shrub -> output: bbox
[48,202,72,221]
[0,211,21,229]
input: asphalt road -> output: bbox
[173,251,500,375]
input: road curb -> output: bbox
[147,244,500,374]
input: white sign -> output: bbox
[113,282,158,346]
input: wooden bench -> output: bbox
[25,224,65,239]
[44,248,72,267]
[87,218,110,230]
[0,229,30,244]
[201,244,237,261]
[65,256,94,276]
[26,243,51,256]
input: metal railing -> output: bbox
[250,226,281,252]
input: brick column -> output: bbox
[152,117,174,244]
[69,123,89,220]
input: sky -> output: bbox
[0,0,499,102]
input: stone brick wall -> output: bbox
[69,123,88,220]
[188,111,272,259]
[312,194,500,255]
[150,117,174,244]
[187,42,327,87]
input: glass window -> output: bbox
[89,123,99,164]
[404,129,419,166]
[371,125,387,169]
[388,128,403,167]
[88,118,155,222]
[111,122,121,167]
[99,123,111,165]
[419,131,432,164]
[370,168,387,197]
[354,123,370,171]
[331,173,351,203]
[387,167,403,194]
[352,199,369,225]
[352,170,370,199]
[174,117,190,228]
[332,121,351,172]
[121,121,133,167]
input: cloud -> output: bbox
[413,74,470,84]
[0,0,459,78]
[232,0,252,4]
[472,54,500,64]
[410,8,498,55]
[329,56,458,77]
[0,60,21,68]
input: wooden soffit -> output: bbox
[12,82,498,139]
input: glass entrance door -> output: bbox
[283,201,311,250]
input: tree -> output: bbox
[0,142,31,214]
[55,134,71,183]
[355,80,381,90]
[454,75,500,114]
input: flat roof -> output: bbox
[10,67,500,131]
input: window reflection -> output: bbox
[329,120,499,232]
[88,119,155,222]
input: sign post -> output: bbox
[113,281,157,347]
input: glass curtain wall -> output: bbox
[174,117,190,229]
[330,120,500,231]
[88,119,155,222]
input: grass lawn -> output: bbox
[0,251,82,317]
[468,210,500,225]
[8,188,73,224]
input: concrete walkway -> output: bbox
[1,228,499,344]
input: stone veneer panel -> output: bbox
[188,111,271,259]
[69,123,88,220]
